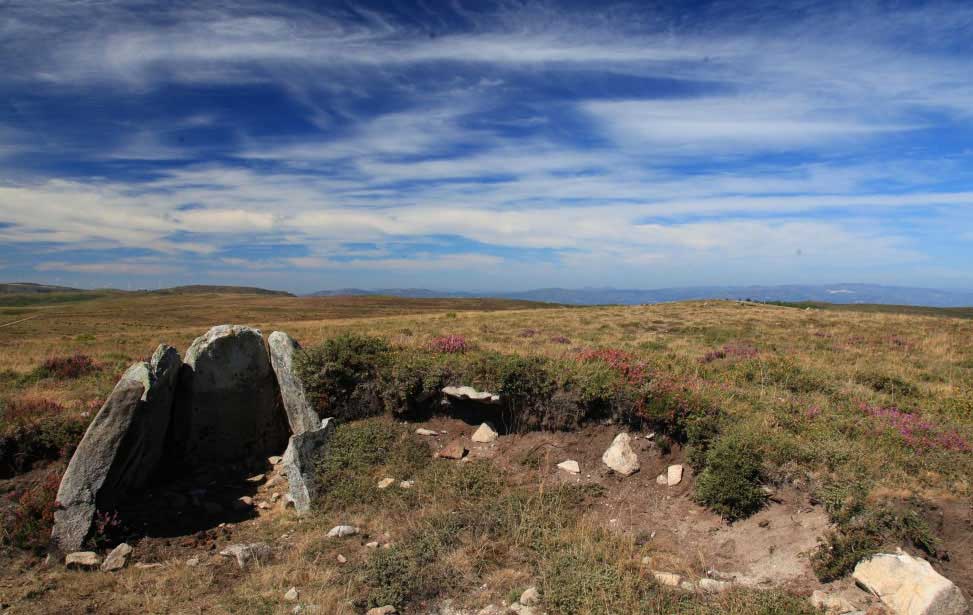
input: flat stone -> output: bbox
[377,477,395,489]
[268,331,320,435]
[366,607,397,615]
[437,440,467,460]
[601,433,639,476]
[268,456,282,465]
[65,551,100,569]
[336,554,347,564]
[667,464,684,486]
[810,590,859,614]
[698,578,733,593]
[327,525,359,538]
[283,417,335,514]
[442,385,500,403]
[100,542,133,572]
[186,557,200,567]
[219,543,272,569]
[246,474,265,483]
[366,541,379,548]
[520,586,540,606]
[135,562,163,570]
[284,587,299,602]
[656,474,668,485]
[399,480,415,489]
[652,571,682,588]
[853,550,968,615]
[557,460,580,475]
[52,345,182,552]
[234,496,254,510]
[415,428,438,436]
[471,423,499,443]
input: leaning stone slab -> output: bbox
[442,385,500,404]
[219,542,272,569]
[268,331,320,435]
[52,345,182,552]
[101,542,133,572]
[853,550,968,615]
[282,418,335,514]
[169,325,288,466]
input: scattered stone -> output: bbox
[415,428,439,436]
[268,331,321,435]
[366,541,379,548]
[366,607,396,615]
[601,433,639,476]
[853,550,968,615]
[399,480,415,489]
[257,501,271,510]
[100,542,133,572]
[377,477,395,489]
[135,563,163,570]
[284,587,299,602]
[168,325,288,467]
[509,604,536,615]
[698,578,732,593]
[336,554,347,564]
[519,586,540,606]
[437,440,467,460]
[271,492,281,502]
[219,543,273,569]
[652,571,682,588]
[557,460,580,475]
[810,590,859,614]
[666,464,684,486]
[442,385,500,404]
[186,557,200,567]
[656,474,668,485]
[679,580,696,592]
[65,551,100,569]
[52,345,182,552]
[246,474,265,483]
[234,496,254,510]
[645,432,655,440]
[327,525,359,538]
[269,455,282,465]
[471,423,499,443]
[283,417,336,514]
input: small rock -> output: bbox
[667,464,684,486]
[509,605,536,615]
[656,474,668,485]
[471,423,499,443]
[284,587,299,602]
[377,477,395,489]
[65,551,100,569]
[557,460,580,475]
[399,480,415,489]
[437,440,467,460]
[186,557,200,567]
[652,571,682,588]
[246,473,265,483]
[268,456,282,465]
[234,496,254,510]
[415,428,438,436]
[366,607,396,615]
[257,501,271,510]
[271,492,281,502]
[336,554,347,564]
[366,541,379,548]
[135,562,163,570]
[519,586,540,606]
[219,542,273,569]
[100,542,133,571]
[327,525,359,538]
[810,590,858,614]
[601,433,639,476]
[679,580,696,592]
[698,578,732,593]
[645,432,655,440]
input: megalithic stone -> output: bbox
[268,331,320,435]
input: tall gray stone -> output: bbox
[52,345,182,552]
[282,418,335,514]
[268,331,319,435]
[169,325,288,466]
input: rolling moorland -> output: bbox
[0,290,971,614]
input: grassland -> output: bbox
[0,292,971,614]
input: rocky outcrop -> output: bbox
[282,418,335,514]
[268,331,320,435]
[169,325,288,465]
[601,433,639,476]
[51,345,182,552]
[853,550,968,615]
[442,385,500,404]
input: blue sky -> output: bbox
[2,0,973,293]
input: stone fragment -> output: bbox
[853,551,968,615]
[437,440,467,460]
[415,428,438,436]
[810,590,859,614]
[268,331,320,435]
[336,554,347,564]
[667,464,684,486]
[327,525,359,538]
[652,571,682,588]
[284,587,299,602]
[246,473,265,483]
[65,551,101,569]
[520,586,540,606]
[698,578,732,593]
[269,455,282,465]
[557,460,580,475]
[100,542,133,572]
[601,433,639,476]
[135,562,163,570]
[471,423,499,443]
[366,607,396,615]
[219,543,273,569]
[656,474,668,485]
[377,478,395,489]
[52,345,182,552]
[168,325,288,466]
[442,385,500,403]
[399,480,415,489]
[366,541,379,548]
[234,496,254,510]
[186,557,200,567]
[282,418,335,514]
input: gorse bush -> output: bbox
[693,433,768,521]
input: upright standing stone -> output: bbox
[601,433,640,476]
[52,345,182,552]
[282,418,335,514]
[268,331,319,435]
[169,325,288,466]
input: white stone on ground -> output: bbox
[667,464,684,486]
[100,542,133,572]
[284,587,299,601]
[327,525,359,538]
[557,460,580,475]
[601,433,639,476]
[65,551,100,569]
[377,477,395,489]
[415,428,438,436]
[471,422,499,443]
[652,571,682,588]
[520,586,540,606]
[809,590,858,614]
[853,550,968,615]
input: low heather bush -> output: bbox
[1,466,62,550]
[39,353,96,379]
[427,335,471,354]
[0,398,85,476]
[861,403,969,452]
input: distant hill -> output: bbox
[0,282,82,294]
[307,283,973,308]
[152,285,295,297]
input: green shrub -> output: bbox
[693,434,768,521]
[855,370,918,397]
[297,334,390,420]
[734,357,829,394]
[0,398,85,477]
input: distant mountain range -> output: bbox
[308,283,973,307]
[0,283,294,298]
